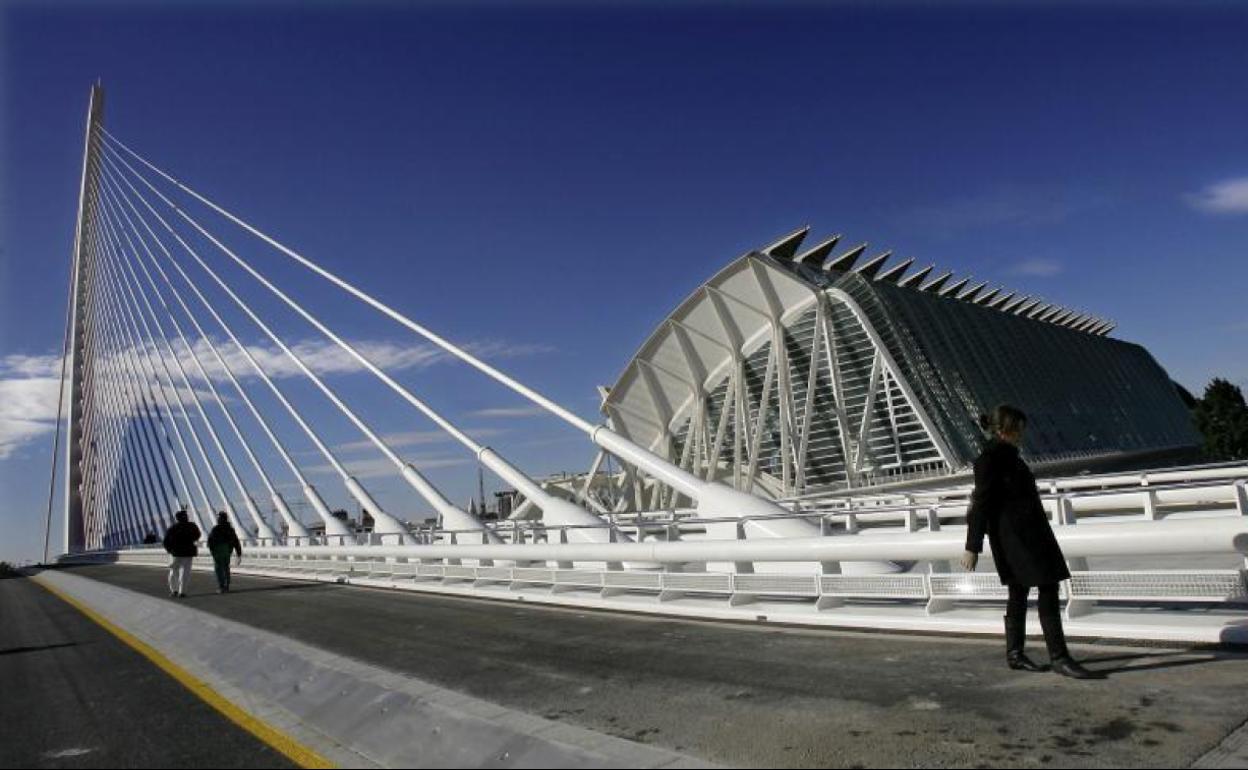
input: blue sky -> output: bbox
[2,2,1246,563]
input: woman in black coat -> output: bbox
[960,404,1102,680]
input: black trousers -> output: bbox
[1006,583,1060,620]
[1005,582,1068,658]
[212,552,232,590]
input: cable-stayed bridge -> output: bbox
[14,83,1248,769]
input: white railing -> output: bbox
[86,512,1248,644]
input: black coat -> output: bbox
[965,438,1071,587]
[163,520,201,558]
[207,523,243,559]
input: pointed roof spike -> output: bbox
[1089,319,1112,335]
[1039,306,1065,322]
[1014,298,1043,316]
[794,233,841,267]
[1003,295,1032,313]
[973,287,1001,305]
[958,280,988,300]
[1049,309,1076,326]
[1064,312,1090,328]
[898,264,933,288]
[1098,322,1116,336]
[1076,316,1102,332]
[988,291,1017,309]
[942,277,971,296]
[1042,305,1068,323]
[825,242,868,272]
[762,226,810,260]
[854,250,892,279]
[1028,302,1054,319]
[877,257,915,283]
[920,270,953,293]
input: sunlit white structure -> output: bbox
[582,228,1201,512]
[52,84,1248,643]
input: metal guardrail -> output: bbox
[171,474,1245,552]
[91,514,1248,640]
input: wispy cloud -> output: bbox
[309,454,474,482]
[902,185,1109,239]
[467,405,549,419]
[186,337,553,381]
[1186,177,1248,215]
[333,427,508,455]
[0,336,551,461]
[0,375,61,459]
[1008,258,1063,277]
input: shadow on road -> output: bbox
[0,642,81,657]
[1082,650,1231,677]
[183,581,341,598]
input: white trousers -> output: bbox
[168,556,193,595]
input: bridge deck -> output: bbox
[0,572,295,769]
[59,563,1248,768]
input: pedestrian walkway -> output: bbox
[60,563,1248,768]
[0,572,297,769]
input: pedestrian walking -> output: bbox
[961,404,1103,680]
[162,510,201,598]
[207,511,243,594]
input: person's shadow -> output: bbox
[1079,650,1233,676]
[187,582,338,598]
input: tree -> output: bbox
[1193,378,1248,461]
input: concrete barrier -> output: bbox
[34,569,710,769]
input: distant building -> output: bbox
[591,228,1200,506]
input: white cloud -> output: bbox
[175,337,553,382]
[0,336,551,462]
[1008,258,1063,277]
[1187,177,1248,214]
[0,377,62,459]
[0,353,63,378]
[309,454,474,481]
[333,427,508,455]
[467,405,549,419]
[904,186,1109,238]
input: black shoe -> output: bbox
[1004,615,1043,672]
[178,592,187,598]
[1052,654,1105,680]
[1008,651,1046,672]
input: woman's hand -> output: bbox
[960,550,978,572]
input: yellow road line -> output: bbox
[32,574,335,769]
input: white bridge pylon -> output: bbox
[60,83,809,553]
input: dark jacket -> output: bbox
[163,520,201,558]
[207,523,243,559]
[965,438,1071,587]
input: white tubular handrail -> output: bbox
[796,462,1248,509]
[189,515,1248,566]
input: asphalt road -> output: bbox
[64,563,1248,768]
[0,573,296,769]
